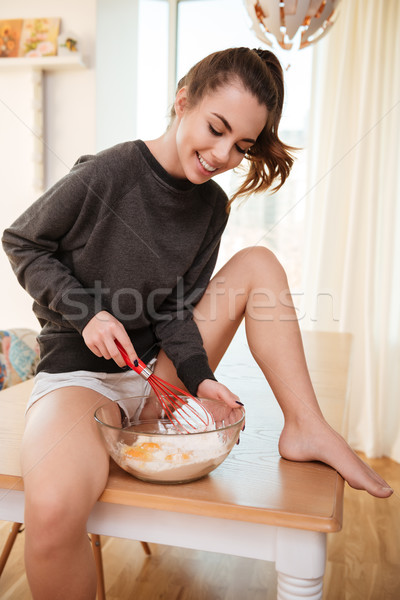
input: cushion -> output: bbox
[0,329,39,391]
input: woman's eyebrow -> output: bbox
[211,112,256,144]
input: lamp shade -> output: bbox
[245,0,342,51]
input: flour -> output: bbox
[118,430,229,482]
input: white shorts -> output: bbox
[26,358,157,415]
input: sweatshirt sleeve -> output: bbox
[1,155,106,333]
[151,211,228,395]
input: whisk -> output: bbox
[115,340,214,433]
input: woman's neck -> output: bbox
[144,122,185,180]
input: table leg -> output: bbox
[275,528,326,600]
[277,572,324,599]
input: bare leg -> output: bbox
[21,387,115,600]
[154,247,392,498]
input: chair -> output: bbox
[0,328,151,600]
[0,328,40,580]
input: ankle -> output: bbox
[283,409,325,430]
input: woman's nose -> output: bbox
[211,139,231,165]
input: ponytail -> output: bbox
[230,49,295,207]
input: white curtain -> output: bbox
[302,0,400,461]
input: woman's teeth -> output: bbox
[197,152,217,172]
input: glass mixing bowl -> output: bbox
[94,395,245,484]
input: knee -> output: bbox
[24,487,89,554]
[232,246,287,281]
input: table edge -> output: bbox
[0,472,344,533]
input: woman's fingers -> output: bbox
[197,379,241,409]
[82,310,137,367]
[196,379,245,435]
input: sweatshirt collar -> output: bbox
[135,139,196,192]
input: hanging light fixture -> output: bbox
[244,0,342,53]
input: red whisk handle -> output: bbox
[115,339,152,380]
[133,359,152,380]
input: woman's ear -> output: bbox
[174,87,188,118]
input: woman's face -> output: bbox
[173,83,268,183]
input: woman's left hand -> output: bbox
[196,379,245,430]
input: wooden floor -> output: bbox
[1,452,399,600]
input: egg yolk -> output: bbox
[165,453,191,461]
[124,442,160,461]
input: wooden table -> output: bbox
[0,331,349,599]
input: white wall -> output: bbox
[96,0,139,151]
[0,0,97,330]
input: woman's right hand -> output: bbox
[82,310,137,368]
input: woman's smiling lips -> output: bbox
[196,151,217,173]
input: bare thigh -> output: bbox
[22,386,118,522]
[153,248,258,384]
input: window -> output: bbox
[136,0,169,139]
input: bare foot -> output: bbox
[278,414,393,498]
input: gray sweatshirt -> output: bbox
[2,140,229,394]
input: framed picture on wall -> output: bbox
[0,19,23,58]
[18,18,60,58]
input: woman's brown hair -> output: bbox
[171,47,295,207]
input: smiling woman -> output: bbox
[149,47,294,200]
[147,82,267,183]
[1,46,296,599]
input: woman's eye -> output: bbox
[235,145,247,155]
[209,124,222,137]
[209,123,247,155]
